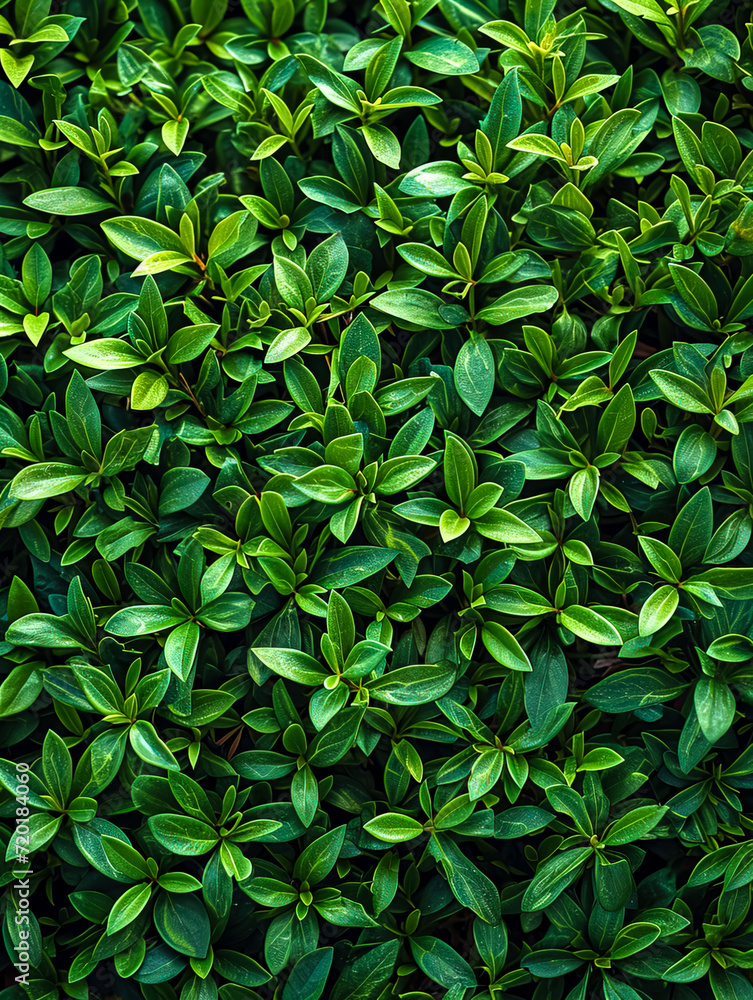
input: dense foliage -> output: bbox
[1,0,753,999]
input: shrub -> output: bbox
[0,1,752,1000]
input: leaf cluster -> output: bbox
[1,1,753,1000]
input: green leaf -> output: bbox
[429,832,501,923]
[638,585,679,636]
[374,456,434,495]
[546,784,592,835]
[669,263,717,327]
[158,468,210,516]
[101,217,185,260]
[596,384,635,454]
[42,729,72,804]
[307,233,349,303]
[367,663,456,704]
[585,668,689,711]
[495,806,553,839]
[330,940,399,1000]
[694,677,735,743]
[481,622,532,671]
[6,812,62,858]
[594,854,633,912]
[129,720,180,771]
[153,891,210,958]
[162,118,189,156]
[672,116,704,181]
[649,370,714,413]
[0,664,43,718]
[361,124,401,168]
[107,606,188,636]
[455,335,495,416]
[371,288,461,329]
[399,160,472,196]
[24,187,114,216]
[6,614,83,649]
[638,536,683,583]
[481,67,522,168]
[439,509,471,542]
[298,54,362,112]
[312,547,398,588]
[294,465,357,504]
[131,371,168,409]
[562,74,620,102]
[64,339,145,369]
[298,176,362,212]
[405,37,480,75]
[108,884,153,934]
[444,432,475,509]
[673,425,717,484]
[251,648,328,685]
[397,243,457,278]
[10,463,87,500]
[101,835,151,880]
[468,749,505,800]
[709,966,753,1000]
[604,805,667,845]
[668,487,714,569]
[476,285,559,324]
[148,814,220,855]
[364,813,424,842]
[521,847,592,912]
[1,52,36,88]
[294,826,346,883]
[568,466,599,520]
[409,935,476,988]
[283,949,333,1000]
[560,606,622,645]
[506,134,566,161]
